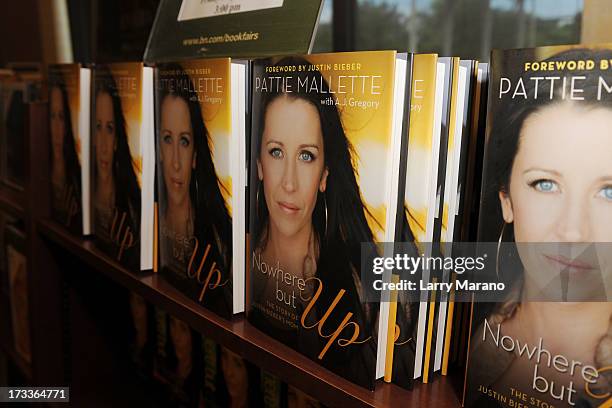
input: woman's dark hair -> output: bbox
[156,63,232,273]
[480,48,612,243]
[48,72,82,199]
[94,65,141,234]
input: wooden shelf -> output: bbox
[0,187,25,219]
[37,219,460,408]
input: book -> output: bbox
[418,56,455,384]
[443,61,488,377]
[91,63,155,272]
[389,54,447,384]
[260,370,283,408]
[127,292,155,377]
[5,224,30,364]
[464,44,612,407]
[145,0,323,62]
[199,335,263,407]
[247,51,408,389]
[286,383,322,408]
[155,58,248,317]
[48,64,92,235]
[0,75,38,191]
[434,58,474,376]
[0,211,18,293]
[153,308,201,407]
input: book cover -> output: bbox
[260,370,283,408]
[392,54,446,384]
[0,79,28,191]
[156,58,243,318]
[5,224,30,364]
[0,211,17,293]
[153,308,201,407]
[444,60,485,377]
[247,51,407,389]
[48,64,88,234]
[145,0,323,62]
[464,44,612,407]
[199,336,263,407]
[127,292,155,377]
[286,383,323,408]
[436,58,474,376]
[91,63,154,271]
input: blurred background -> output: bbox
[0,0,595,66]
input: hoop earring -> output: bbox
[195,175,200,208]
[496,222,507,280]
[256,182,261,209]
[324,194,328,238]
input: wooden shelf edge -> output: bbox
[36,218,460,408]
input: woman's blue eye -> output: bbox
[162,134,172,144]
[298,151,314,162]
[530,179,558,193]
[269,148,283,159]
[179,135,190,147]
[599,186,612,201]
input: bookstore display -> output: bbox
[0,1,609,407]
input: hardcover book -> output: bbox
[435,58,473,377]
[91,63,155,272]
[247,51,408,389]
[443,61,487,376]
[464,44,612,407]
[0,77,34,191]
[5,224,30,364]
[153,308,201,407]
[145,0,323,62]
[48,64,91,235]
[199,336,263,407]
[0,211,17,293]
[155,58,247,318]
[127,292,155,377]
[286,383,322,408]
[389,54,447,385]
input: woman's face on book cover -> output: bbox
[498,102,612,296]
[257,96,328,240]
[94,92,116,183]
[50,87,66,163]
[220,347,248,394]
[160,96,195,209]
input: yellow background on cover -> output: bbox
[441,57,460,246]
[50,64,81,164]
[177,58,233,214]
[106,63,143,186]
[405,54,437,248]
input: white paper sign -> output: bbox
[178,0,284,21]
